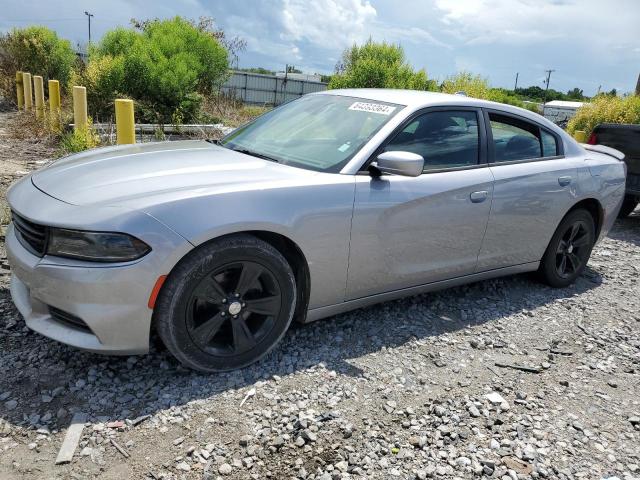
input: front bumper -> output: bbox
[5,176,194,355]
[7,223,156,354]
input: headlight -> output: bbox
[47,228,151,262]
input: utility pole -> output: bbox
[514,72,519,91]
[635,73,639,96]
[542,69,555,106]
[84,11,94,45]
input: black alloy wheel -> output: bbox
[539,208,595,288]
[155,234,296,372]
[185,260,282,356]
[555,220,591,279]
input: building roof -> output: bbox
[544,100,585,109]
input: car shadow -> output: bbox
[0,262,602,431]
[607,212,640,247]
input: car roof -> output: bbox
[315,88,564,133]
[316,88,463,107]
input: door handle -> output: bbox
[558,176,572,186]
[470,190,489,203]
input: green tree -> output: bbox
[328,40,432,90]
[441,71,490,98]
[238,67,276,75]
[566,87,584,100]
[86,16,229,123]
[516,85,567,102]
[0,26,76,96]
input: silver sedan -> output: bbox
[6,89,626,371]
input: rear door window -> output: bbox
[489,113,542,162]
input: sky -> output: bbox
[1,0,638,96]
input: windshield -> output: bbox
[220,94,403,173]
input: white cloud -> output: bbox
[281,0,377,49]
[370,25,450,49]
[435,0,638,53]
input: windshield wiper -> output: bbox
[229,147,280,163]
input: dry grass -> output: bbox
[7,110,60,144]
[202,93,271,128]
[0,111,59,234]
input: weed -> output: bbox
[59,119,101,154]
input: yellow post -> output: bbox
[33,75,45,119]
[574,130,587,143]
[48,80,61,131]
[115,99,135,145]
[15,71,24,109]
[22,72,33,111]
[72,86,88,131]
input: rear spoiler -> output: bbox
[582,143,625,161]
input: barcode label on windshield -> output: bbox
[349,102,396,115]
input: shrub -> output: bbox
[567,95,640,135]
[329,40,433,91]
[441,73,542,113]
[69,55,126,121]
[201,93,270,128]
[441,72,490,98]
[59,120,100,154]
[88,17,229,123]
[0,26,76,100]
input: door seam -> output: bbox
[474,166,496,273]
[342,178,357,303]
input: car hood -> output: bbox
[31,140,315,206]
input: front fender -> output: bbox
[142,180,356,309]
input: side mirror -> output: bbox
[374,151,424,177]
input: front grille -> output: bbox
[11,211,48,257]
[49,306,92,333]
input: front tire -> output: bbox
[618,195,638,218]
[538,209,595,288]
[155,234,296,372]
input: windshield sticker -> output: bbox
[349,102,396,115]
[337,143,351,152]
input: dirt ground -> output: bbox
[0,110,638,480]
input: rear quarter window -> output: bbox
[541,129,559,157]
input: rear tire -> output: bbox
[618,195,638,218]
[155,234,296,372]
[538,209,595,288]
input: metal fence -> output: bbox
[221,71,327,105]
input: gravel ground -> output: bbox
[0,110,639,480]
